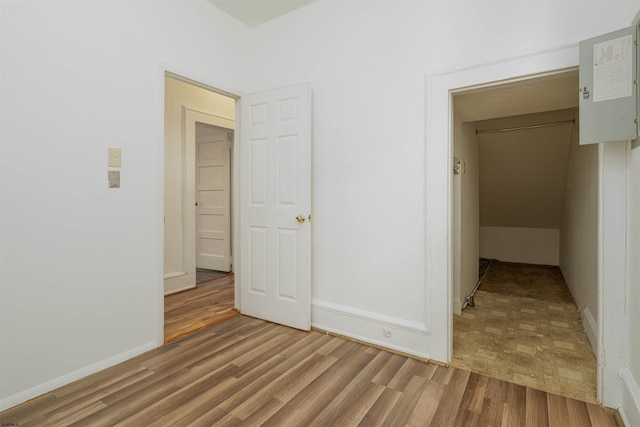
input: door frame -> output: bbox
[159,69,244,345]
[426,44,627,406]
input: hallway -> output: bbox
[452,261,597,403]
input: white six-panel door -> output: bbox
[196,130,232,272]
[240,83,311,331]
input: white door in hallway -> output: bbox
[196,130,232,272]
[239,83,312,331]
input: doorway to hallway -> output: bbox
[163,76,313,341]
[163,73,237,343]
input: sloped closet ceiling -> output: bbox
[476,108,576,228]
[454,71,579,230]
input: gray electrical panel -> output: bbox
[579,26,637,145]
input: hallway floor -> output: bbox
[451,261,597,403]
[196,267,231,283]
[164,271,236,344]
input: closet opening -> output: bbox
[450,70,599,403]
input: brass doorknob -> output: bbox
[295,215,306,223]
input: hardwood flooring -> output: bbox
[196,268,231,283]
[0,316,620,426]
[164,273,237,344]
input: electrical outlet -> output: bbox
[383,328,391,338]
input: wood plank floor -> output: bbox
[0,316,620,426]
[164,273,237,344]
[196,268,231,284]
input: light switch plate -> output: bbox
[108,147,122,168]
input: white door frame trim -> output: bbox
[426,44,626,406]
[597,141,628,407]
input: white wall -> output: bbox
[559,113,598,351]
[0,0,247,410]
[620,8,640,426]
[164,76,235,294]
[479,226,559,265]
[244,1,632,360]
[453,113,479,314]
[623,141,640,426]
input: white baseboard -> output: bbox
[311,299,431,360]
[164,271,196,295]
[0,341,157,412]
[619,367,640,427]
[582,307,598,354]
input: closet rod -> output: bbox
[476,119,575,135]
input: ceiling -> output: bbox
[208,0,316,27]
